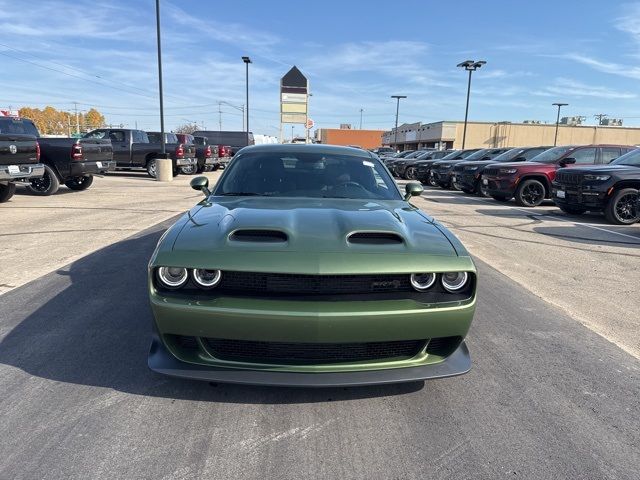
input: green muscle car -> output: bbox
[148,144,477,386]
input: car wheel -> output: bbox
[428,175,438,187]
[211,165,219,171]
[605,188,639,225]
[405,167,417,180]
[559,205,586,216]
[515,179,546,207]
[146,159,157,178]
[451,180,462,191]
[64,175,94,191]
[478,183,491,197]
[0,182,16,202]
[180,164,196,175]
[491,195,511,202]
[26,164,60,196]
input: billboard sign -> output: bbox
[280,66,308,125]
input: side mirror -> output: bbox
[190,176,211,196]
[559,157,576,167]
[405,182,424,200]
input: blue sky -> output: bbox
[2,0,640,137]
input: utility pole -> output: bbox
[359,108,364,129]
[154,0,166,155]
[456,60,486,149]
[73,102,79,135]
[218,102,222,130]
[594,113,608,125]
[291,125,294,143]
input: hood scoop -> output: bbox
[229,229,288,243]
[347,232,404,245]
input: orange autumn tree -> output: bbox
[17,106,106,135]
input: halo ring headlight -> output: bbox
[192,269,222,289]
[441,272,468,292]
[157,266,188,289]
[410,273,437,291]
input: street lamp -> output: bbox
[242,56,252,146]
[155,0,166,155]
[456,60,486,149]
[552,102,568,146]
[391,95,407,151]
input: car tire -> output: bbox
[64,175,94,191]
[427,175,438,187]
[514,179,546,207]
[604,188,640,225]
[405,167,417,180]
[559,205,586,216]
[0,182,16,203]
[491,195,511,202]
[477,183,491,197]
[180,164,197,175]
[146,159,157,178]
[451,181,462,191]
[26,164,60,196]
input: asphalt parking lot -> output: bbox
[1,176,639,479]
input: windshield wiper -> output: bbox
[218,192,270,196]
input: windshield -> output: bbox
[214,151,403,200]
[529,146,575,163]
[461,149,490,161]
[0,118,39,136]
[441,149,476,160]
[611,148,640,166]
[491,148,526,162]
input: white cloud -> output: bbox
[533,77,636,99]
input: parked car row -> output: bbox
[379,144,640,225]
[0,115,246,203]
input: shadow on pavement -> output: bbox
[0,221,424,404]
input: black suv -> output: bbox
[432,148,510,189]
[454,146,551,196]
[552,148,640,224]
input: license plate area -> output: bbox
[7,165,20,175]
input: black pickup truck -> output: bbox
[552,148,640,224]
[1,116,114,198]
[0,116,44,202]
[83,129,196,178]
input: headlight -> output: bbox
[441,272,468,292]
[464,166,478,171]
[410,273,436,291]
[157,266,188,289]
[499,168,517,174]
[192,268,222,289]
[583,174,611,181]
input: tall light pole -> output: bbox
[242,56,252,146]
[359,108,364,129]
[391,95,406,151]
[456,60,486,149]
[155,0,166,155]
[552,102,568,146]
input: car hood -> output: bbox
[170,197,457,256]
[488,161,549,169]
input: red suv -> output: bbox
[481,145,634,207]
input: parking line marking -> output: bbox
[415,185,640,243]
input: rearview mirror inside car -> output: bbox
[405,182,424,200]
[190,176,211,196]
[559,157,576,166]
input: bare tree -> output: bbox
[175,123,199,134]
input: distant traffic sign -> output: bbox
[305,118,314,130]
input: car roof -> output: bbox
[238,143,375,158]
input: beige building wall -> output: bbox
[453,122,640,149]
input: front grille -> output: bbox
[483,167,499,176]
[425,336,462,357]
[555,172,582,185]
[205,338,426,364]
[219,272,411,294]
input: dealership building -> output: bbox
[314,127,387,149]
[382,120,640,151]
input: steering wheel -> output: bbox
[335,181,366,190]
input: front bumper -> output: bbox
[432,170,452,186]
[552,184,609,210]
[148,335,471,386]
[481,175,517,197]
[455,172,478,191]
[0,163,45,181]
[176,157,197,167]
[69,160,116,176]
